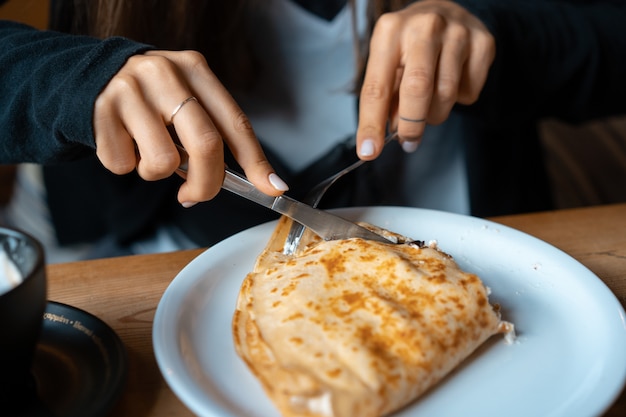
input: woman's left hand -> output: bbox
[355,0,495,158]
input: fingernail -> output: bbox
[269,173,289,191]
[402,140,420,153]
[181,201,198,208]
[359,139,375,157]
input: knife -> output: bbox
[221,168,392,244]
[175,145,391,244]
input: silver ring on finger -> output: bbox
[170,96,198,124]
[399,116,426,123]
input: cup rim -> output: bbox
[0,226,45,296]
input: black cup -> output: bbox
[0,227,46,410]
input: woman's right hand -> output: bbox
[93,50,288,208]
[356,0,495,158]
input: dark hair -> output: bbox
[59,0,411,89]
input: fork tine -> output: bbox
[282,132,397,254]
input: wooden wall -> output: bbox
[0,0,49,29]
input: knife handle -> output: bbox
[222,168,277,209]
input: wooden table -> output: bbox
[46,203,626,417]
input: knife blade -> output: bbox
[175,144,391,244]
[221,168,392,244]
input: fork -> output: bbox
[282,132,397,255]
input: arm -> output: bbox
[0,20,151,163]
[0,20,287,205]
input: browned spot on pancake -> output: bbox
[426,273,447,284]
[450,326,468,350]
[342,291,363,306]
[360,253,377,262]
[411,290,439,310]
[284,311,304,321]
[320,249,347,277]
[272,301,281,307]
[309,315,323,325]
[290,337,303,345]
[376,258,398,279]
[281,280,299,297]
[355,325,403,376]
[478,311,491,328]
[386,373,401,386]
[447,295,465,310]
[476,293,487,307]
[326,368,342,378]
[459,275,480,288]
[432,317,448,329]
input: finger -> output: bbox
[427,26,468,125]
[356,13,402,160]
[133,53,226,201]
[396,22,441,145]
[93,97,137,175]
[458,30,495,104]
[200,90,281,196]
[94,56,183,180]
[387,70,402,132]
[163,50,287,196]
[167,97,226,204]
[129,102,182,181]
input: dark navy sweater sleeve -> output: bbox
[452,0,626,125]
[0,20,153,164]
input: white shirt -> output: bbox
[236,0,470,214]
[236,0,367,172]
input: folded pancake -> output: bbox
[233,216,514,417]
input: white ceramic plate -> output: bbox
[153,207,626,417]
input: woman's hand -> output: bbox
[356,0,495,158]
[93,50,288,207]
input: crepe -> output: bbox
[233,216,514,417]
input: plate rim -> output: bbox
[153,206,626,417]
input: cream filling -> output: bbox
[291,391,334,417]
